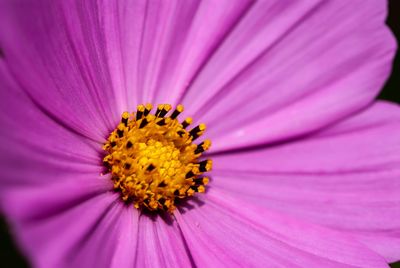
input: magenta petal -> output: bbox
[2,175,141,268]
[176,189,388,267]
[0,0,254,125]
[1,181,126,268]
[68,204,139,268]
[108,207,139,268]
[0,1,121,140]
[0,61,105,191]
[212,101,400,262]
[0,176,110,221]
[135,214,192,267]
[182,0,396,152]
[108,0,253,106]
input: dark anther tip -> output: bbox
[158,181,167,187]
[185,170,195,179]
[126,141,133,149]
[146,164,156,171]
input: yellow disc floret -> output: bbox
[103,104,212,213]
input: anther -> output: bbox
[189,124,206,140]
[199,160,212,172]
[121,112,130,126]
[186,170,195,179]
[139,118,149,128]
[103,160,111,169]
[136,105,145,120]
[146,164,156,172]
[195,140,211,154]
[190,186,199,192]
[158,181,167,187]
[182,117,192,129]
[155,104,164,117]
[156,104,172,118]
[158,198,166,205]
[126,140,133,149]
[144,103,153,116]
[194,177,209,186]
[156,118,167,126]
[117,124,125,138]
[170,104,184,119]
[193,178,203,185]
[177,130,185,137]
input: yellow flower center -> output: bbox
[103,104,212,213]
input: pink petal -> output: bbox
[135,214,193,267]
[182,0,396,152]
[0,2,120,140]
[176,189,388,267]
[212,101,400,262]
[0,64,103,188]
[1,50,135,266]
[109,206,139,268]
[103,0,253,106]
[1,179,132,267]
[0,0,253,124]
[1,176,111,221]
[69,204,139,268]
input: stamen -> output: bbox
[143,103,153,116]
[117,123,125,138]
[121,112,130,126]
[182,117,192,129]
[136,105,145,120]
[189,123,206,140]
[159,104,172,117]
[170,104,184,119]
[199,160,212,172]
[195,140,211,154]
[139,118,149,128]
[103,104,212,213]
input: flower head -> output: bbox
[103,104,211,212]
[0,1,399,268]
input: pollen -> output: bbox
[102,104,212,213]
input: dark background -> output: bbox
[1,1,399,267]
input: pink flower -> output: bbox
[0,1,399,267]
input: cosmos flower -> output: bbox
[0,0,399,267]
